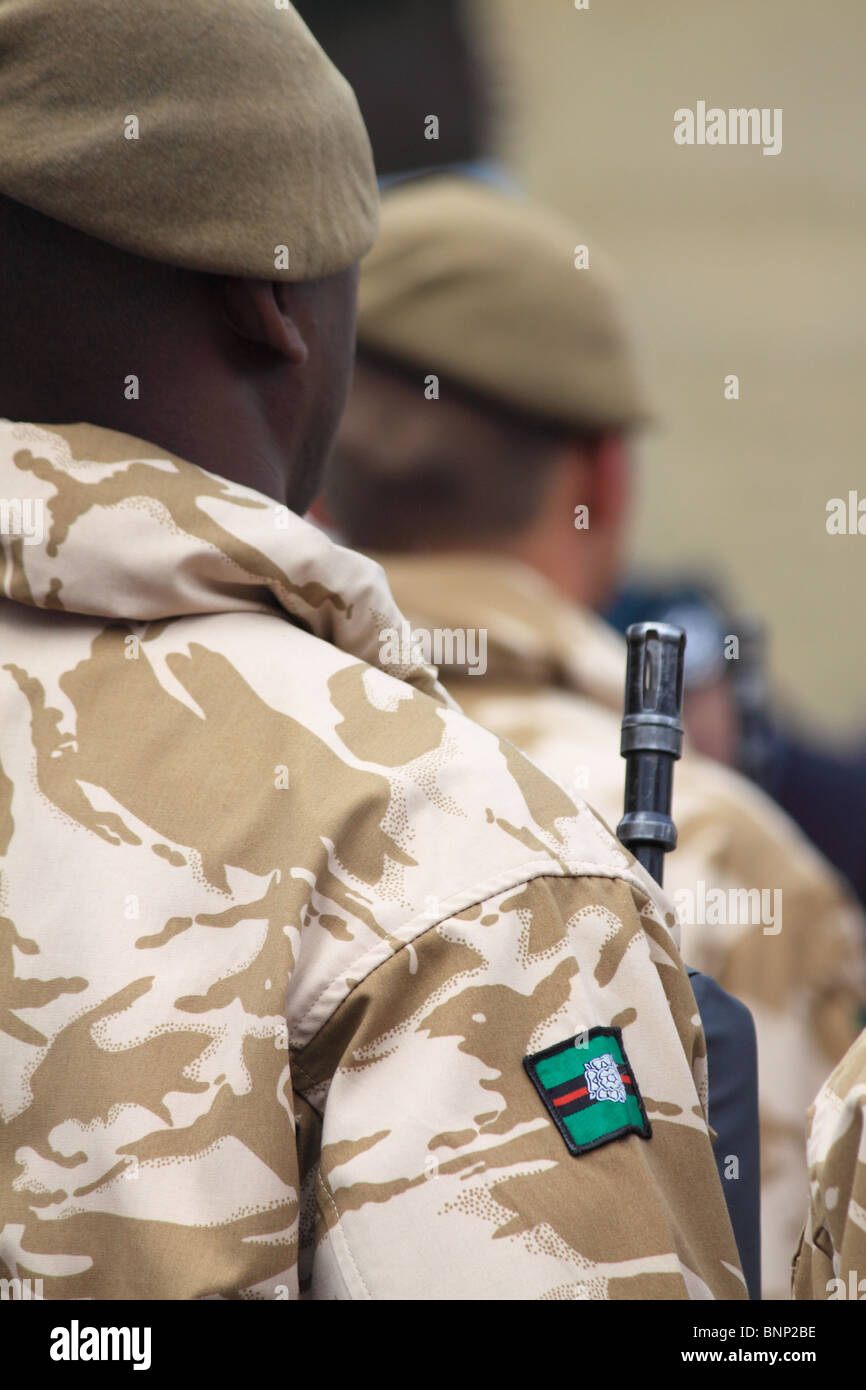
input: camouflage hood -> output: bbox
[0,420,448,705]
[374,551,627,711]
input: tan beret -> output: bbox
[358,175,649,429]
[0,0,378,280]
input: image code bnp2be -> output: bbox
[693,1325,817,1344]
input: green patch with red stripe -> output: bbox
[523,1026,651,1156]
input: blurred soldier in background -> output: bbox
[320,173,866,1298]
[0,0,744,1300]
[792,1026,866,1300]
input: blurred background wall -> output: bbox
[473,0,866,734]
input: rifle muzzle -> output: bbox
[616,622,686,884]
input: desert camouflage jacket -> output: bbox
[381,552,866,1299]
[0,421,744,1300]
[792,1027,866,1300]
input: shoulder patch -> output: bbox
[523,1026,651,1156]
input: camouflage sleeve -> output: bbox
[293,873,746,1300]
[792,1028,866,1300]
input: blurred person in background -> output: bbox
[317,174,866,1298]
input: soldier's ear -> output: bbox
[561,431,629,527]
[592,432,630,528]
[221,279,309,364]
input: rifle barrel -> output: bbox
[616,622,686,887]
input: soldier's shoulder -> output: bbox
[805,1028,866,1190]
[297,633,640,887]
[163,609,654,932]
[813,1026,866,1119]
[259,637,679,1044]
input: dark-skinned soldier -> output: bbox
[0,1,743,1300]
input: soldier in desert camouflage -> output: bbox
[792,1029,866,1300]
[320,174,866,1299]
[0,0,743,1299]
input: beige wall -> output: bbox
[475,0,866,734]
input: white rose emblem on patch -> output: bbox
[584,1053,626,1104]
